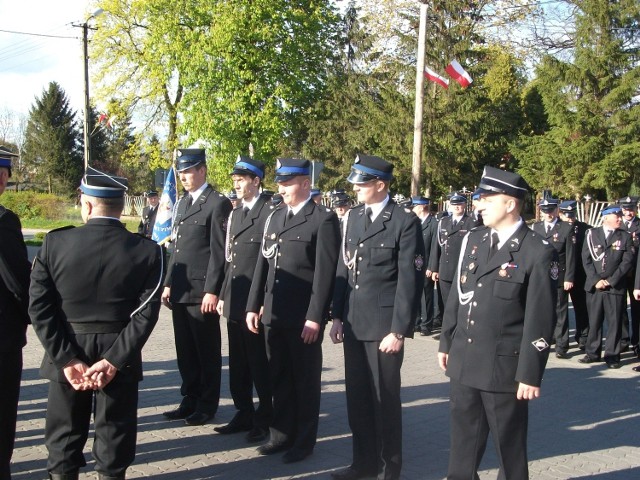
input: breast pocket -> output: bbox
[370,246,396,266]
[493,274,525,300]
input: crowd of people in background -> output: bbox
[2,144,640,480]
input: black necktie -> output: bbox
[452,219,458,227]
[489,232,499,259]
[285,209,294,225]
[365,207,373,230]
[184,195,193,211]
[242,206,250,220]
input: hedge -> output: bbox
[0,192,68,220]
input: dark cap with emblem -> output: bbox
[347,154,393,184]
[227,191,238,201]
[231,155,265,179]
[617,196,638,210]
[80,167,128,198]
[475,165,530,199]
[601,204,622,216]
[145,189,158,197]
[310,188,322,198]
[332,192,351,208]
[538,197,559,212]
[176,148,206,172]
[0,146,18,175]
[449,193,467,205]
[274,158,311,183]
[411,196,430,206]
[559,200,577,217]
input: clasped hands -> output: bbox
[63,358,118,391]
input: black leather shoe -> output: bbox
[578,345,586,351]
[555,351,569,359]
[578,355,600,364]
[633,345,640,358]
[49,474,79,480]
[420,329,431,336]
[98,475,125,480]
[214,421,252,434]
[163,406,194,420]
[632,365,640,372]
[330,466,374,480]
[282,448,312,464]
[620,344,630,353]
[246,426,268,443]
[184,412,214,426]
[257,441,291,455]
[606,361,622,369]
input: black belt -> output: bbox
[66,321,128,334]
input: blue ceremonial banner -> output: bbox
[152,167,177,244]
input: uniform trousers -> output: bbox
[172,303,221,415]
[434,282,445,326]
[45,378,138,476]
[447,379,529,480]
[621,283,640,348]
[0,349,22,480]
[415,278,435,333]
[569,282,589,346]
[439,280,453,313]
[344,335,403,480]
[226,318,272,429]
[264,325,323,453]
[585,291,625,361]
[553,288,570,353]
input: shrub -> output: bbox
[1,192,68,220]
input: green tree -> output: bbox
[22,82,82,195]
[513,0,640,200]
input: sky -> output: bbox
[0,0,93,118]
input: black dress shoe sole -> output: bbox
[282,449,312,464]
[257,442,291,455]
[184,413,214,426]
[163,409,194,420]
[213,424,252,434]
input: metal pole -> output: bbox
[411,2,428,196]
[83,22,90,169]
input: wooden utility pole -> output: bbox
[411,1,428,196]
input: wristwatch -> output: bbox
[393,333,404,340]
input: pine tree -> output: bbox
[22,82,82,195]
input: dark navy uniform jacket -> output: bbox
[29,219,164,383]
[433,213,479,280]
[0,206,30,351]
[138,205,158,238]
[582,227,634,295]
[420,214,439,272]
[164,186,233,303]
[220,194,273,321]
[439,224,558,392]
[333,201,425,340]
[532,219,575,284]
[247,200,340,328]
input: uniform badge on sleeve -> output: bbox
[414,254,424,271]
[549,261,559,281]
[532,338,550,352]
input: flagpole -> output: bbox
[411,1,428,197]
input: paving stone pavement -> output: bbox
[12,305,640,479]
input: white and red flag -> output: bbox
[445,59,473,88]
[424,66,449,89]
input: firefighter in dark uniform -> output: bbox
[332,191,351,228]
[0,148,30,480]
[618,196,640,357]
[215,156,273,443]
[559,200,591,349]
[432,193,479,309]
[29,167,164,480]
[411,196,438,336]
[137,190,159,238]
[330,155,424,480]
[438,166,557,480]
[246,158,340,464]
[579,204,635,369]
[161,148,233,426]
[531,197,575,358]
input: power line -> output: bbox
[0,28,77,40]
